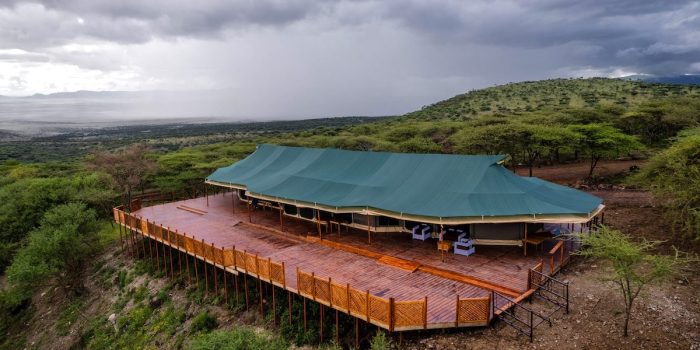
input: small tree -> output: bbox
[87,143,157,211]
[578,227,688,336]
[634,132,700,240]
[5,203,99,305]
[569,124,643,177]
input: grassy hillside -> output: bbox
[405,78,700,120]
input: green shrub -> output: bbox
[188,328,287,350]
[190,310,218,333]
[370,330,392,350]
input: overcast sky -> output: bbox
[0,0,698,118]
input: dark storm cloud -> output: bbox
[0,0,327,45]
[2,0,697,75]
[1,0,699,108]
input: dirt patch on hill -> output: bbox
[402,257,700,350]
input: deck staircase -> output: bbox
[492,269,570,342]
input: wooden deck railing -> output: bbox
[114,205,494,331]
[295,268,427,331]
[548,241,567,275]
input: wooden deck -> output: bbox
[130,192,564,329]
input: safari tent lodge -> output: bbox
[114,144,604,341]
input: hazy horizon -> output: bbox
[1,1,698,122]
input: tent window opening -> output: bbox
[299,207,315,220]
[377,216,399,227]
[283,204,298,215]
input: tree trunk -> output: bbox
[127,187,132,213]
[588,156,600,178]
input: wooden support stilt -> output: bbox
[184,234,191,285]
[155,231,161,272]
[127,227,134,256]
[279,207,283,231]
[232,190,236,214]
[288,291,292,325]
[244,275,249,309]
[148,232,154,263]
[118,223,124,251]
[258,277,263,315]
[211,243,218,297]
[272,285,276,325]
[523,223,529,256]
[194,250,199,289]
[335,309,339,344]
[248,202,252,223]
[203,241,209,296]
[224,270,229,306]
[168,227,175,279]
[177,231,183,277]
[303,298,307,332]
[367,214,372,245]
[316,209,322,238]
[140,229,147,258]
[235,273,240,305]
[161,230,168,274]
[355,317,359,349]
[205,183,209,207]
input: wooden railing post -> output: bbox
[423,296,428,329]
[455,295,460,327]
[311,272,316,301]
[365,290,370,322]
[550,255,554,275]
[346,283,351,316]
[328,277,333,308]
[212,243,218,297]
[389,297,395,332]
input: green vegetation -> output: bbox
[370,330,393,350]
[189,328,287,350]
[5,203,100,305]
[568,124,644,176]
[578,227,689,337]
[189,310,218,333]
[406,78,700,119]
[635,130,700,240]
[0,77,699,348]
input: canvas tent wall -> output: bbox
[206,144,604,225]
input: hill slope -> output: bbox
[406,78,700,120]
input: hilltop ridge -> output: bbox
[406,78,700,120]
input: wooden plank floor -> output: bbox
[134,192,551,326]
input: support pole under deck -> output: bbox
[367,214,372,245]
[212,243,218,297]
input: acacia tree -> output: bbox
[87,143,157,211]
[5,203,99,304]
[578,227,688,337]
[634,132,700,239]
[455,123,575,175]
[568,124,644,177]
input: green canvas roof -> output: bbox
[206,144,604,224]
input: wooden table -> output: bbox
[437,240,452,261]
[523,234,549,256]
